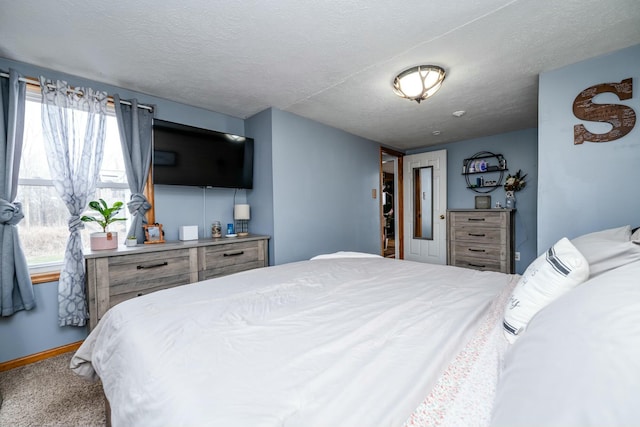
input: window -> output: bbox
[17,87,131,273]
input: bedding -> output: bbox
[72,256,517,427]
[491,259,640,426]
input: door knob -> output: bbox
[440,214,445,220]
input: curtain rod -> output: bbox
[0,71,154,112]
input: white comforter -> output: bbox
[72,256,514,427]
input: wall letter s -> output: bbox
[573,78,635,144]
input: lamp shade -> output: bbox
[392,65,445,103]
[233,204,250,220]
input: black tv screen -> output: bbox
[152,119,253,189]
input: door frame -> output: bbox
[380,147,404,259]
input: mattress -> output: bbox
[72,256,517,427]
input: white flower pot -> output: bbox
[90,232,118,251]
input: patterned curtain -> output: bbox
[113,95,154,243]
[39,78,108,327]
[0,69,34,316]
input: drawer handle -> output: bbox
[468,233,486,237]
[468,248,486,252]
[467,218,486,221]
[136,261,168,270]
[137,292,144,297]
[468,262,486,268]
[223,250,245,257]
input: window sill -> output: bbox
[28,260,63,284]
[31,271,61,284]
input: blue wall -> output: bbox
[538,44,640,251]
[249,108,381,265]
[0,281,87,361]
[408,128,538,273]
[245,109,276,265]
[270,109,381,264]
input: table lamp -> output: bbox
[233,204,250,236]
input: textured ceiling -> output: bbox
[1,0,639,151]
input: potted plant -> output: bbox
[81,199,126,250]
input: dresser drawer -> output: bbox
[451,227,506,244]
[199,240,265,280]
[451,255,505,272]
[450,210,506,228]
[108,248,197,298]
[110,282,188,309]
[451,242,506,261]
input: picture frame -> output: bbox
[143,223,165,244]
[475,195,491,209]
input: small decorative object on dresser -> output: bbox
[503,169,527,209]
[81,199,126,251]
[234,204,250,236]
[179,225,198,241]
[447,208,515,273]
[475,195,491,209]
[125,235,137,247]
[211,221,222,238]
[143,223,165,244]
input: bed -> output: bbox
[71,225,640,427]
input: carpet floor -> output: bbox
[0,352,105,427]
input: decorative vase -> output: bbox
[505,191,516,209]
[90,231,118,250]
[211,221,222,238]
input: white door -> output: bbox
[403,149,447,264]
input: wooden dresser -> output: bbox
[447,209,515,274]
[84,234,269,330]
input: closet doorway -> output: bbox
[380,148,403,259]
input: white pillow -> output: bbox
[572,225,640,277]
[310,251,383,260]
[503,237,589,343]
[574,224,631,242]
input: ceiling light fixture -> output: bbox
[452,110,466,117]
[392,65,446,103]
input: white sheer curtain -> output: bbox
[39,78,108,327]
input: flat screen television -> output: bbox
[152,119,254,189]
